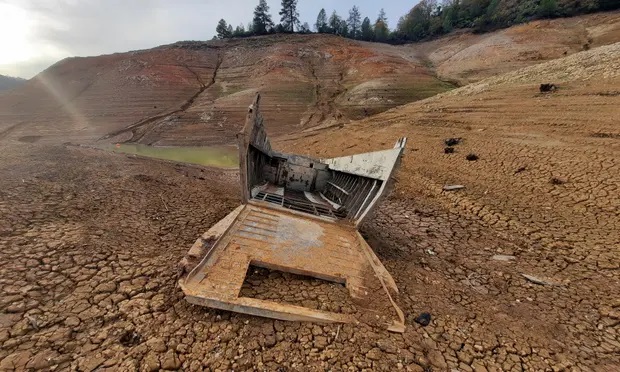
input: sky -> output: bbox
[0,0,419,79]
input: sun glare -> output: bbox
[0,3,37,65]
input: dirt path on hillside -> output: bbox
[101,55,223,144]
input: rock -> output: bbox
[521,274,555,286]
[261,322,275,335]
[26,350,59,370]
[161,350,182,370]
[78,355,105,372]
[0,351,31,370]
[261,334,276,349]
[151,293,166,311]
[146,337,167,353]
[0,329,9,342]
[427,350,447,369]
[119,330,141,347]
[314,336,328,350]
[466,153,479,161]
[492,255,516,262]
[407,363,425,372]
[414,312,432,326]
[443,185,465,191]
[366,348,382,361]
[444,138,463,146]
[377,339,397,354]
[94,282,117,293]
[65,316,81,327]
[143,352,160,372]
[311,325,323,336]
[457,350,474,364]
[472,362,489,372]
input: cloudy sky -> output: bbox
[0,0,419,79]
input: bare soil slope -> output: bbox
[277,42,620,370]
[0,35,451,147]
[2,12,619,147]
[404,10,620,84]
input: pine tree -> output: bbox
[377,8,388,24]
[315,8,328,33]
[374,9,389,41]
[233,24,246,37]
[347,6,362,39]
[361,17,374,41]
[328,10,342,34]
[279,0,300,32]
[253,0,274,35]
[216,19,232,39]
[538,0,558,18]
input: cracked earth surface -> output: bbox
[2,122,618,371]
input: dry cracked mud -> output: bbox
[2,127,619,371]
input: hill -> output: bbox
[0,75,26,92]
[0,35,452,146]
[401,10,620,84]
[0,11,618,146]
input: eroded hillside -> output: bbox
[404,10,620,84]
[1,11,619,147]
[0,35,451,146]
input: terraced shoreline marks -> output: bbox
[101,53,223,144]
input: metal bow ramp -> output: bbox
[179,203,405,332]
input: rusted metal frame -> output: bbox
[247,200,337,224]
[249,259,347,284]
[185,296,354,324]
[184,206,247,283]
[355,232,405,333]
[343,177,364,219]
[347,178,371,219]
[354,180,378,220]
[326,181,349,195]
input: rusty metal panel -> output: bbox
[179,204,405,331]
[322,146,405,181]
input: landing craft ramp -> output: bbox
[179,94,407,332]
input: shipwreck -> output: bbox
[178,94,407,332]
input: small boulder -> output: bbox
[414,312,431,326]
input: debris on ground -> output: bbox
[540,83,558,93]
[443,185,465,191]
[466,153,479,161]
[444,147,455,154]
[550,177,566,185]
[444,137,463,146]
[492,254,516,262]
[522,274,554,286]
[414,312,432,326]
[515,166,527,174]
[119,330,141,347]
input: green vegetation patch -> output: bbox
[105,144,239,168]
